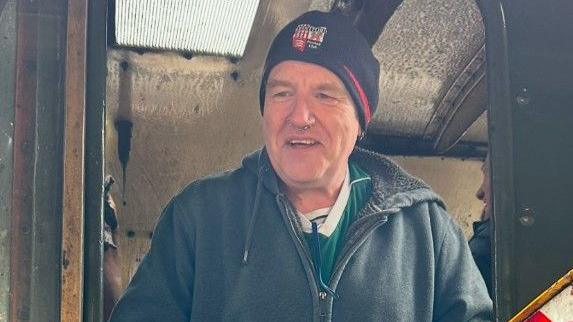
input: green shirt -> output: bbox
[304,161,372,282]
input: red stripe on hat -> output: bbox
[343,65,372,125]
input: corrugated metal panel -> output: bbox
[115,0,261,57]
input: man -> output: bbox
[469,155,493,297]
[110,11,492,321]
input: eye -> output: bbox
[316,92,339,104]
[267,88,293,101]
[273,91,291,98]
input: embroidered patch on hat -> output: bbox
[292,24,327,52]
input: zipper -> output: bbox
[319,291,328,321]
[277,195,332,321]
[277,194,392,322]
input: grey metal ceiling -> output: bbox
[368,0,485,140]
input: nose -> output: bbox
[287,96,315,129]
[476,182,485,201]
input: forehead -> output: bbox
[267,60,346,89]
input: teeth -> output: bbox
[289,140,316,145]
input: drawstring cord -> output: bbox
[311,222,338,299]
[242,169,264,265]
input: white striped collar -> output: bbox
[298,166,351,237]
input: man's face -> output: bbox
[476,155,492,220]
[262,61,361,192]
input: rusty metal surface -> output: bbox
[60,0,87,320]
[10,1,40,320]
[31,3,67,322]
[0,0,16,320]
[9,0,67,321]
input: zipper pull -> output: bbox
[311,223,338,299]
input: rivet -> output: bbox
[518,207,535,226]
[515,88,530,106]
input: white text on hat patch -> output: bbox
[292,24,327,52]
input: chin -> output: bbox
[284,170,321,183]
[281,166,323,185]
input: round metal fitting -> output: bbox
[515,88,531,106]
[518,207,535,226]
[518,215,535,226]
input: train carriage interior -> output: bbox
[1,0,572,321]
[104,0,489,290]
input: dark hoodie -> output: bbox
[110,148,493,321]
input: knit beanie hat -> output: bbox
[259,10,380,130]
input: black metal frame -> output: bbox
[477,0,573,320]
[83,0,107,321]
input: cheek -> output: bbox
[339,117,360,142]
[262,112,283,141]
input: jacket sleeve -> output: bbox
[430,203,494,322]
[109,198,195,322]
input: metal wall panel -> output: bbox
[9,0,67,320]
[0,0,16,320]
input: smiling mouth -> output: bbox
[287,139,319,147]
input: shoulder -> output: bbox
[179,166,255,198]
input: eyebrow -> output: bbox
[316,82,346,94]
[266,79,292,89]
[266,78,346,94]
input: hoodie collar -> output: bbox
[242,147,444,216]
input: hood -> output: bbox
[241,147,445,215]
